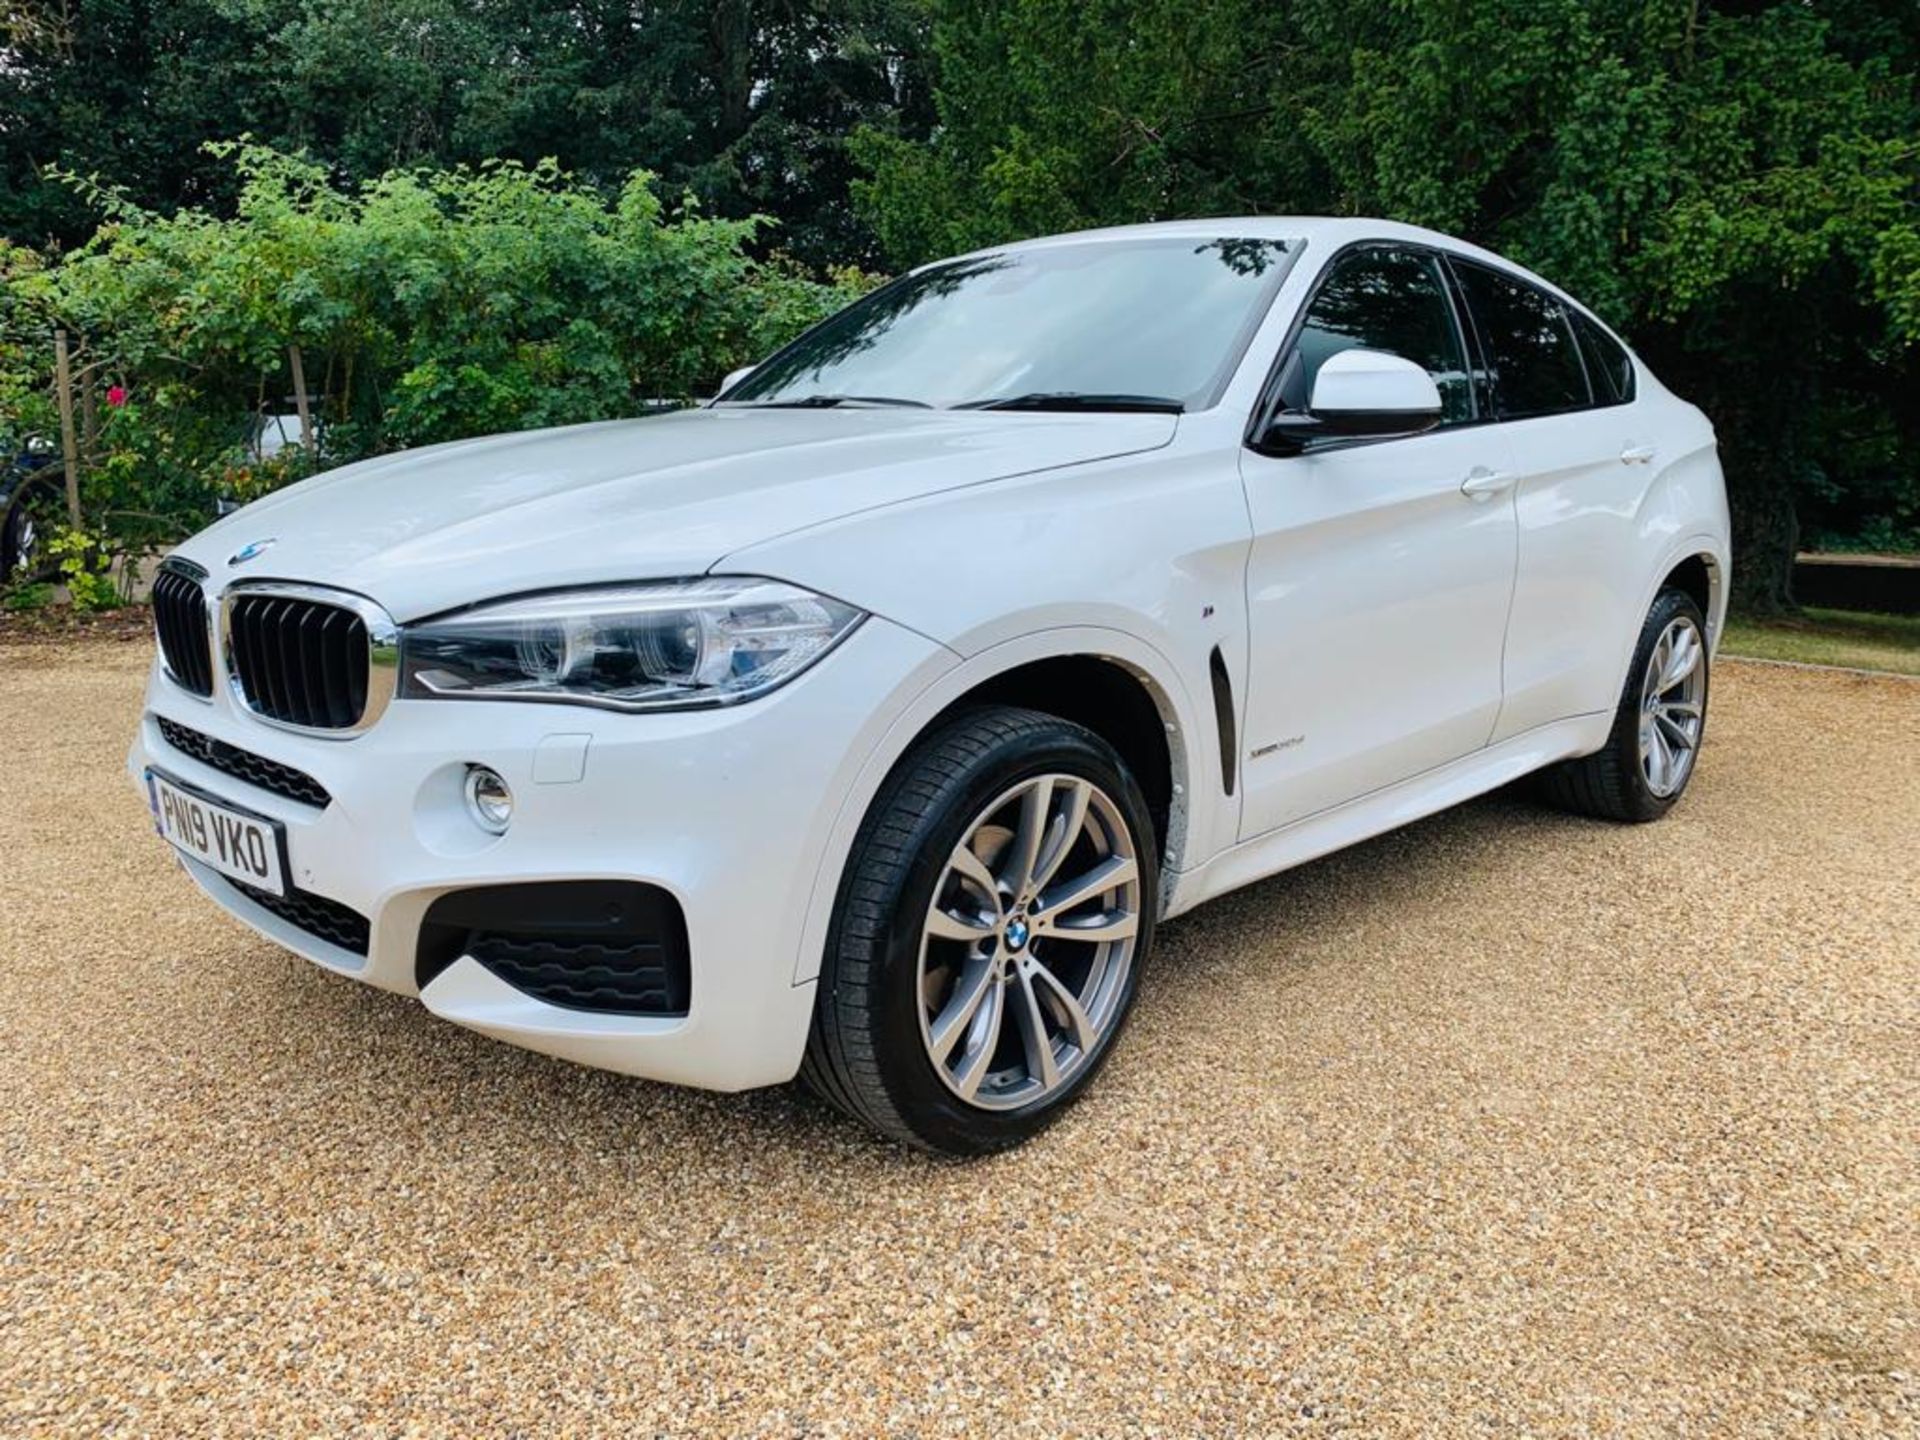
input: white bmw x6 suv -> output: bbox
[133,218,1729,1153]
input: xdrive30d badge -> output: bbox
[133,218,1729,1153]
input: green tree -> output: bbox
[2,1,937,268]
[0,1,280,244]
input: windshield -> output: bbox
[723,236,1297,411]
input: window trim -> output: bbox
[1564,303,1638,408]
[1444,254,1604,422]
[1437,252,1496,419]
[1244,239,1489,456]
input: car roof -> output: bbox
[941,216,1592,320]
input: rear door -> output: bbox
[1445,258,1654,739]
[1237,245,1519,838]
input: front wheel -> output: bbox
[802,706,1158,1154]
[1538,587,1710,822]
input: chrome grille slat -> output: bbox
[346,618,369,717]
[349,629,370,718]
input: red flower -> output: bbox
[106,385,129,407]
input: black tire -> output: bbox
[801,705,1158,1155]
[1536,587,1710,823]
[1,488,28,582]
[1,473,61,586]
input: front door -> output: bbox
[1237,245,1518,838]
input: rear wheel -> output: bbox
[2,473,64,586]
[1538,587,1709,822]
[802,706,1157,1154]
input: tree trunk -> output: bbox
[53,328,82,528]
[707,0,756,147]
[1644,297,1815,620]
[288,344,316,459]
[1726,463,1798,615]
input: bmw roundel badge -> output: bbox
[228,538,277,566]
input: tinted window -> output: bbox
[1452,261,1590,419]
[1280,248,1474,425]
[1569,309,1634,405]
[727,236,1295,410]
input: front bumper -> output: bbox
[128,616,954,1091]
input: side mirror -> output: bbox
[717,364,757,398]
[1257,349,1442,453]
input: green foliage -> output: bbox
[0,242,56,450]
[852,0,1299,264]
[1721,605,1920,676]
[46,527,123,611]
[853,0,1920,609]
[1,142,871,572]
[2,581,56,613]
[1810,517,1920,555]
[0,0,936,269]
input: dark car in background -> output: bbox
[1,437,62,585]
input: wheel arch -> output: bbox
[790,627,1206,986]
[931,655,1178,858]
[1645,536,1729,650]
[1660,551,1721,642]
[1589,533,1728,738]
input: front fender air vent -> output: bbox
[1209,645,1237,797]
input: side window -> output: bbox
[1279,248,1474,426]
[1569,308,1635,406]
[1451,260,1591,419]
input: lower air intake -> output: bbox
[223,877,372,957]
[415,881,690,1016]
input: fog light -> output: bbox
[464,765,513,835]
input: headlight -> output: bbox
[399,578,865,711]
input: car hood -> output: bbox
[174,407,1177,620]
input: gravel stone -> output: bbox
[2,643,1915,1435]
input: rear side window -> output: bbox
[1452,260,1590,419]
[1569,309,1635,405]
[1280,247,1475,425]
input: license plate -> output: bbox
[145,768,288,897]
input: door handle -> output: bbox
[1460,467,1517,499]
[1620,444,1656,466]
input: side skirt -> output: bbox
[1165,711,1610,916]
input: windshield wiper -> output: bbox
[955,391,1185,414]
[747,393,933,409]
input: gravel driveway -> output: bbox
[3,638,1915,1436]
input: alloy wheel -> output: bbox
[916,773,1142,1110]
[1638,615,1706,798]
